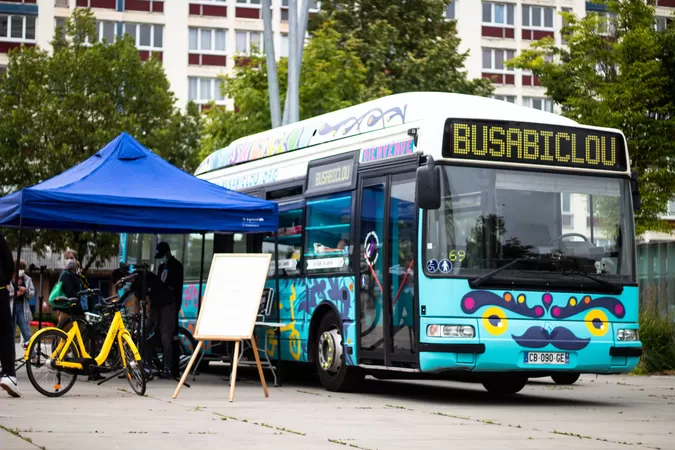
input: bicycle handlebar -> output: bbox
[76,288,100,297]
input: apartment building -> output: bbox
[1,1,673,111]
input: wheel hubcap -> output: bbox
[318,328,343,374]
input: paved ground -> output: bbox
[1,351,674,450]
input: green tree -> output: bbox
[200,20,368,158]
[309,0,493,97]
[0,9,202,270]
[508,0,675,235]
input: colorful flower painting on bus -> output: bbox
[460,290,627,350]
[195,102,409,175]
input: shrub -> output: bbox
[637,299,675,374]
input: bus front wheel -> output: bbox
[315,311,364,392]
[482,376,528,395]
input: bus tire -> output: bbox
[315,311,364,392]
[551,373,580,385]
[482,376,528,395]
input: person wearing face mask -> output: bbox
[151,242,183,378]
[54,250,85,330]
[7,260,35,351]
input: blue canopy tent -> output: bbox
[0,132,278,234]
[0,132,282,381]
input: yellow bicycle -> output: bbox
[24,289,146,397]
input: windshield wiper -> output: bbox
[562,269,623,294]
[469,258,531,289]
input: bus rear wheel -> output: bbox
[482,376,528,395]
[551,373,580,385]
[315,311,364,392]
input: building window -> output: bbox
[304,193,352,275]
[235,30,263,54]
[591,11,614,35]
[0,15,37,42]
[522,5,554,29]
[482,48,515,72]
[561,193,573,227]
[523,97,553,113]
[667,199,675,216]
[123,23,164,50]
[189,27,226,53]
[655,16,673,32]
[236,0,261,4]
[188,76,225,104]
[492,95,515,103]
[482,2,514,26]
[446,1,455,19]
[280,32,289,58]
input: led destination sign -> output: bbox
[442,119,627,172]
[305,153,358,197]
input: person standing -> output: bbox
[8,260,35,350]
[0,232,20,397]
[155,242,183,378]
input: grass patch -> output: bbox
[0,425,47,449]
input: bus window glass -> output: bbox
[140,234,153,261]
[185,233,214,280]
[233,233,246,253]
[125,234,140,264]
[263,206,303,277]
[425,166,634,283]
[304,193,352,274]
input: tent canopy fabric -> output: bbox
[0,132,278,234]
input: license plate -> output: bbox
[524,352,569,365]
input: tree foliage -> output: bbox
[0,9,202,270]
[200,20,368,158]
[508,0,675,235]
[310,0,493,97]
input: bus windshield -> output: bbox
[424,165,635,286]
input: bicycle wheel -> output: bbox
[25,329,79,397]
[120,335,146,396]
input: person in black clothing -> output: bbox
[154,242,183,378]
[0,231,20,397]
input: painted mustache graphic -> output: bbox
[512,326,590,351]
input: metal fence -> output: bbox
[637,241,675,317]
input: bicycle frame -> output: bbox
[24,310,141,370]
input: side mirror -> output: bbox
[630,171,641,212]
[416,156,441,210]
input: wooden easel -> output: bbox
[173,335,269,402]
[171,253,272,403]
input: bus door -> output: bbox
[357,170,417,367]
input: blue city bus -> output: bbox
[120,92,642,394]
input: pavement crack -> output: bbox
[0,425,47,450]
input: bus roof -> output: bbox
[194,92,596,176]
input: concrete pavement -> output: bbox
[1,359,673,450]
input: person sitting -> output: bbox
[54,251,85,330]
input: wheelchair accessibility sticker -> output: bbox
[426,259,438,273]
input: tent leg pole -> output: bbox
[13,219,23,362]
[274,232,281,387]
[139,266,147,368]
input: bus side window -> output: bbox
[185,233,215,280]
[304,193,352,275]
[263,207,304,277]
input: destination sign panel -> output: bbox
[441,119,627,172]
[305,153,358,197]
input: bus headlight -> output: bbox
[617,329,639,341]
[427,325,475,338]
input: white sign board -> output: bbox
[194,253,271,340]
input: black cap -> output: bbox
[155,242,170,259]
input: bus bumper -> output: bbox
[418,318,641,375]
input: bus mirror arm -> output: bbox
[416,156,441,210]
[630,171,641,212]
